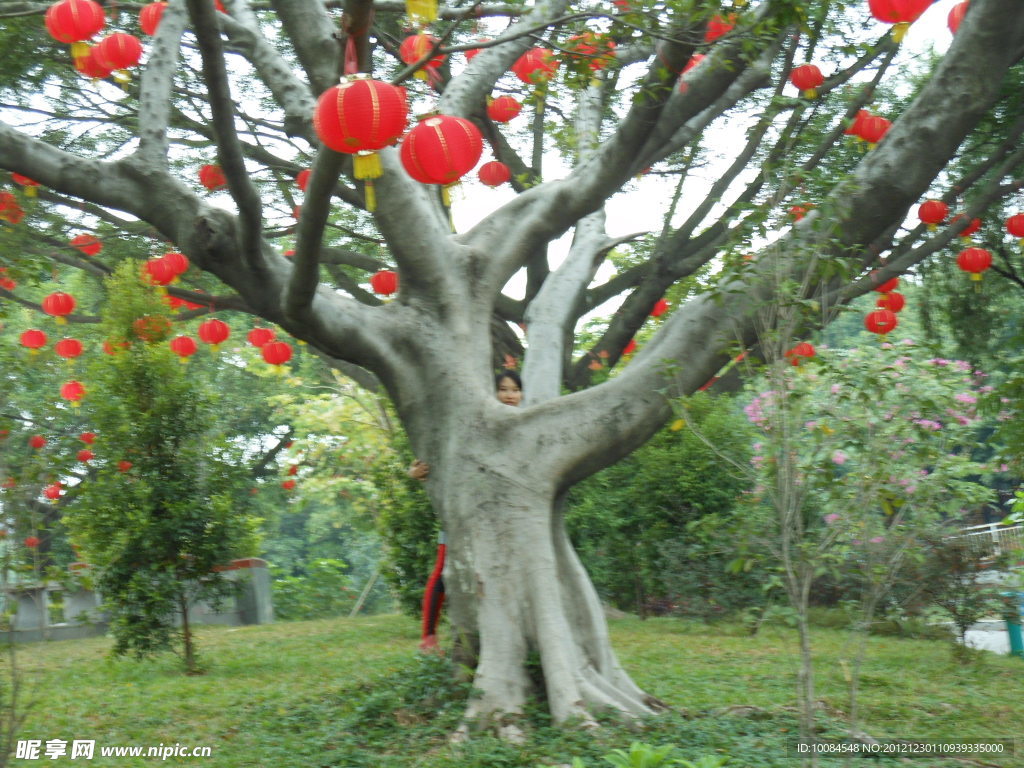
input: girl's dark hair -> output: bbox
[495,369,522,389]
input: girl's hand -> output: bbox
[408,459,430,480]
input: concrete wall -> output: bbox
[1,558,273,644]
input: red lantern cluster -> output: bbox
[487,96,522,123]
[199,164,227,191]
[478,161,511,188]
[400,116,483,186]
[789,64,824,99]
[370,269,398,296]
[42,292,76,323]
[511,49,559,84]
[144,252,190,286]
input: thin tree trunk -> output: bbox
[179,594,197,675]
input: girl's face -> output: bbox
[496,376,522,407]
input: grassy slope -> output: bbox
[10,615,1024,767]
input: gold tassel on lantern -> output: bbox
[891,22,910,43]
[353,151,383,180]
[70,42,90,59]
[364,180,376,212]
[406,0,437,23]
[24,187,37,198]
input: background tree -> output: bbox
[1,0,1023,730]
[63,264,260,673]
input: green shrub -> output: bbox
[271,558,357,621]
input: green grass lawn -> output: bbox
[8,615,1024,767]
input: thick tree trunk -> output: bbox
[431,452,663,730]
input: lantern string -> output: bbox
[343,38,359,76]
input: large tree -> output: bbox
[2,0,1023,731]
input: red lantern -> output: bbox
[872,274,898,293]
[55,338,84,359]
[400,116,483,186]
[144,256,177,286]
[951,214,981,239]
[139,1,166,35]
[487,96,522,123]
[163,251,190,277]
[198,164,227,191]
[865,309,898,335]
[247,327,276,347]
[281,479,297,491]
[312,77,409,183]
[788,204,809,221]
[370,269,399,296]
[857,115,891,145]
[845,109,874,138]
[1005,213,1024,239]
[650,299,670,317]
[20,329,48,351]
[511,49,559,84]
[478,161,511,187]
[80,432,96,444]
[60,380,86,404]
[0,191,24,224]
[704,13,736,42]
[93,32,143,72]
[44,0,105,46]
[917,199,948,229]
[118,460,134,472]
[295,169,311,192]
[70,234,102,255]
[0,268,15,292]
[198,318,231,347]
[564,32,616,72]
[623,339,637,356]
[868,0,932,40]
[77,448,95,463]
[784,342,816,365]
[11,174,40,197]
[399,34,446,76]
[133,314,171,342]
[262,341,293,366]
[947,0,968,33]
[169,335,198,359]
[74,47,114,79]
[876,291,905,312]
[789,64,824,98]
[42,292,76,323]
[957,246,992,280]
[29,435,47,449]
[24,536,41,548]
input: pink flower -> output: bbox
[869,536,884,544]
[929,358,950,366]
[831,450,848,465]
[830,384,841,394]
[954,392,977,404]
[999,464,1010,473]
[824,513,841,524]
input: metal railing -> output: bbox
[957,522,1024,559]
